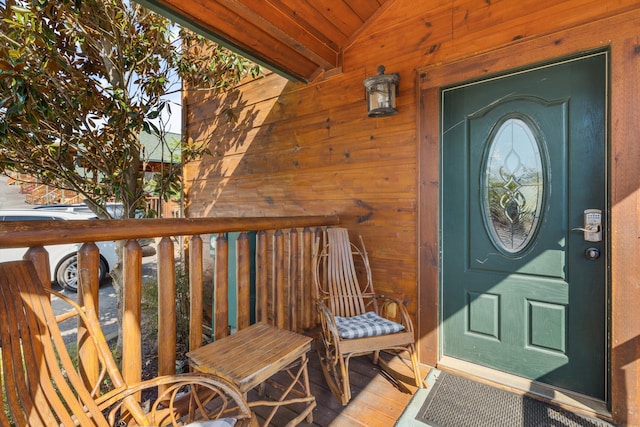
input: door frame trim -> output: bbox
[416,38,612,413]
[416,10,640,424]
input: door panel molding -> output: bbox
[441,52,606,398]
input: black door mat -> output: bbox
[396,370,617,427]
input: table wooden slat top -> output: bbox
[186,322,313,393]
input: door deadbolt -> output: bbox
[585,247,601,260]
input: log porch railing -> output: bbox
[0,215,339,395]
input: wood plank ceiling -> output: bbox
[138,0,392,82]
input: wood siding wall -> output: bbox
[184,1,640,424]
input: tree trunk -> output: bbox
[109,240,126,356]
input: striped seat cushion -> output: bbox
[335,311,404,339]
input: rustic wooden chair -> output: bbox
[313,227,423,405]
[0,260,254,427]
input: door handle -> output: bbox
[572,224,600,233]
[572,209,602,242]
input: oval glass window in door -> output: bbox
[482,116,545,254]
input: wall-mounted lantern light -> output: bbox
[363,65,400,117]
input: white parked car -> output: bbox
[34,201,145,218]
[0,209,118,292]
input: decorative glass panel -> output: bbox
[483,117,544,254]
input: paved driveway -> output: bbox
[55,248,159,345]
[53,277,119,345]
[0,176,31,209]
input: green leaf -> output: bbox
[0,0,256,226]
[146,109,160,119]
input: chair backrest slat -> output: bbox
[0,261,110,427]
[317,228,371,317]
[0,266,35,426]
[23,281,71,426]
[1,261,65,427]
[1,260,252,427]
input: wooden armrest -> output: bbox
[374,295,414,333]
[316,301,341,342]
[97,374,254,427]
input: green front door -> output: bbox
[441,52,607,399]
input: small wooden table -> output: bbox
[186,322,316,427]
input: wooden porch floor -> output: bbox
[247,343,424,427]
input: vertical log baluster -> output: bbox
[77,243,100,393]
[302,227,313,329]
[189,235,203,351]
[122,239,142,400]
[274,229,285,329]
[313,227,325,325]
[214,233,229,340]
[289,228,299,332]
[236,232,251,330]
[157,236,176,392]
[24,245,50,288]
[256,231,268,324]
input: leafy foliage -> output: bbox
[0,0,261,218]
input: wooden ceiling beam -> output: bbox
[137,0,390,82]
[147,0,324,81]
[343,0,381,22]
[269,0,351,46]
[219,0,338,70]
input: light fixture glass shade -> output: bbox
[363,65,400,117]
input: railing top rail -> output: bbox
[0,215,341,248]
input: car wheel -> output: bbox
[56,256,107,292]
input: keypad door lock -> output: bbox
[572,209,602,242]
